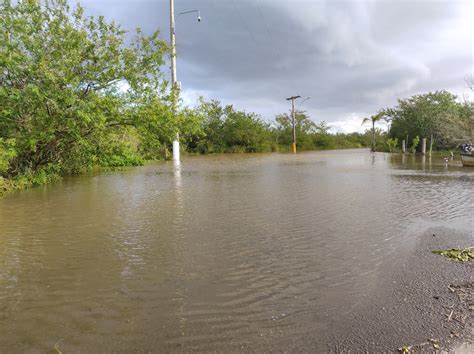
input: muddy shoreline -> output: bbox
[330,226,473,352]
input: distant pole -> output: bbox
[291,99,296,153]
[170,0,180,162]
[402,139,406,153]
[286,95,301,154]
[429,134,433,156]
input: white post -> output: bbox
[170,0,180,162]
[173,139,180,162]
[429,134,433,156]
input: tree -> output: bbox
[222,106,271,152]
[0,0,171,177]
[386,91,471,150]
[275,110,320,149]
[362,112,385,152]
[190,99,272,153]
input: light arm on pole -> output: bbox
[178,9,201,22]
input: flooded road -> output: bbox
[0,150,472,352]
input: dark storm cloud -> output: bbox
[74,0,472,132]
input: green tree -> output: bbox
[0,0,170,177]
[193,99,226,153]
[222,106,272,152]
[190,99,272,153]
[362,112,385,152]
[0,139,17,174]
[386,91,471,149]
[275,110,321,149]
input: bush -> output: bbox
[0,139,17,176]
[410,136,420,154]
[386,138,398,153]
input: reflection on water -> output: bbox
[0,150,472,352]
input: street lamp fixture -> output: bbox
[178,9,201,22]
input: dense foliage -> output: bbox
[182,101,372,154]
[386,91,472,150]
[0,0,183,193]
[273,111,371,151]
[185,100,273,153]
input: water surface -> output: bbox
[0,150,472,352]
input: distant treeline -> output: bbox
[184,99,373,154]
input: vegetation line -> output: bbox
[1,1,472,197]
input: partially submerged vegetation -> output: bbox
[1,0,177,195]
[432,247,474,262]
[366,90,473,154]
[387,91,472,150]
[187,100,373,154]
[0,0,373,197]
[1,1,473,197]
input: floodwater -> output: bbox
[0,150,472,352]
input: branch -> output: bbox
[45,101,53,117]
[82,83,91,96]
[105,121,135,128]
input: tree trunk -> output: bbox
[429,134,433,156]
[371,122,376,152]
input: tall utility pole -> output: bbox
[169,1,200,163]
[286,95,301,154]
[170,0,180,163]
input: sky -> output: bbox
[75,0,473,133]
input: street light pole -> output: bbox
[170,0,179,162]
[286,95,301,153]
[169,1,200,163]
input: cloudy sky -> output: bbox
[76,0,472,132]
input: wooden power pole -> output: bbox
[286,95,301,153]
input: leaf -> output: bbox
[398,345,411,353]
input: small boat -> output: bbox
[460,144,474,167]
[460,153,474,167]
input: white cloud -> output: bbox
[328,113,388,134]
